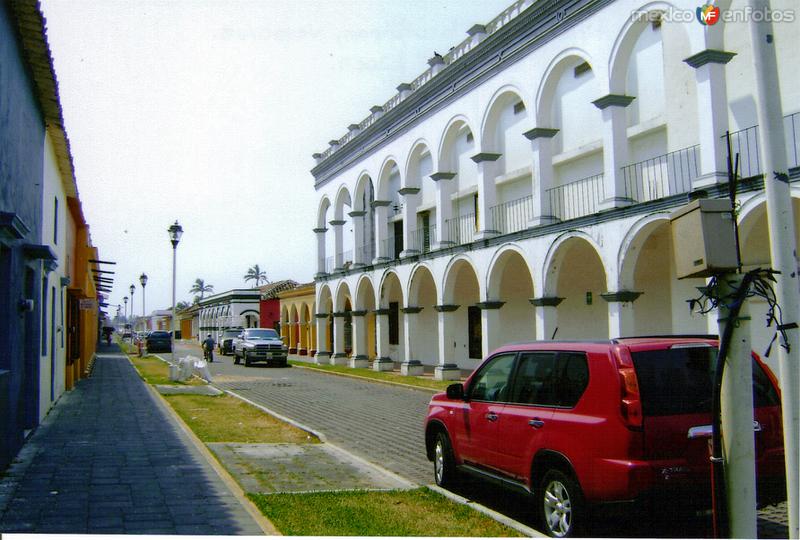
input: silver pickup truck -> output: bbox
[233,328,288,367]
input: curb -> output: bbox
[290,362,441,394]
[222,388,417,491]
[135,361,280,536]
[426,484,545,537]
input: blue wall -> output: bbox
[0,3,46,471]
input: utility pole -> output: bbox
[748,2,800,537]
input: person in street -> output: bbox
[202,333,215,362]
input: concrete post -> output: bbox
[314,313,331,364]
[531,297,561,340]
[431,172,456,248]
[329,220,345,270]
[401,308,424,375]
[717,275,757,538]
[399,188,420,257]
[372,202,391,263]
[349,210,367,266]
[749,8,800,536]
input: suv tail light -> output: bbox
[614,345,643,430]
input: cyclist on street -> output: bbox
[202,333,215,363]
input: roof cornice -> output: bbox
[310,0,606,188]
[9,0,80,200]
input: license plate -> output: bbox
[266,353,272,359]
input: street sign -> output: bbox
[79,299,96,310]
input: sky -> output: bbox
[40,0,515,318]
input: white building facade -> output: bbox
[311,0,799,380]
[198,289,261,341]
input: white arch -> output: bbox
[541,230,608,296]
[535,47,596,125]
[376,156,402,201]
[480,84,530,151]
[407,262,438,305]
[333,184,353,222]
[437,114,479,171]
[403,139,436,189]
[486,243,536,299]
[616,212,671,289]
[317,196,332,229]
[441,254,483,304]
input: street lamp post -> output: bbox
[129,284,135,336]
[123,295,128,326]
[168,221,183,365]
[139,273,148,329]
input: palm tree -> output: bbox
[244,264,268,287]
[189,278,214,299]
[176,301,190,311]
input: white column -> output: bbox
[479,302,504,359]
[601,291,641,339]
[471,153,501,240]
[314,314,331,364]
[373,308,393,371]
[524,128,559,226]
[329,220,345,270]
[349,210,366,266]
[683,50,736,187]
[592,95,635,209]
[372,202,391,262]
[400,307,424,375]
[331,313,347,365]
[434,305,461,380]
[350,311,369,368]
[431,172,456,249]
[314,227,327,276]
[532,297,561,341]
[399,188,420,257]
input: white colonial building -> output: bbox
[311,0,799,379]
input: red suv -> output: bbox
[424,337,785,537]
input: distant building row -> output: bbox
[1,3,104,470]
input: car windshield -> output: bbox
[631,346,779,416]
[223,330,240,337]
[149,332,169,338]
[246,329,278,339]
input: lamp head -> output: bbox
[130,284,135,296]
[140,272,148,287]
[168,220,183,248]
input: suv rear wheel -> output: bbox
[433,431,458,488]
[539,469,583,538]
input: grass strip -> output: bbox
[248,487,522,537]
[289,361,455,391]
[164,393,319,444]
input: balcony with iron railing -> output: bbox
[621,145,700,204]
[407,225,437,254]
[546,173,605,222]
[445,213,477,246]
[726,111,800,179]
[490,195,534,235]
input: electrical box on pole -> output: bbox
[670,199,739,279]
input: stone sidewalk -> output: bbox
[0,346,266,535]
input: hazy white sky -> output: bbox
[41,0,513,317]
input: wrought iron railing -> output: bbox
[324,256,334,274]
[445,213,477,245]
[407,225,437,254]
[490,195,534,234]
[546,174,604,221]
[621,145,699,203]
[725,112,800,179]
[380,235,401,260]
[355,243,374,264]
[340,250,353,268]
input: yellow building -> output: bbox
[278,283,317,357]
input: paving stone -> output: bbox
[0,352,263,535]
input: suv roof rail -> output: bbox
[612,334,719,343]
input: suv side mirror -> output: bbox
[446,383,465,400]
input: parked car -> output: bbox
[233,328,288,367]
[424,337,785,537]
[218,327,243,355]
[145,331,172,353]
